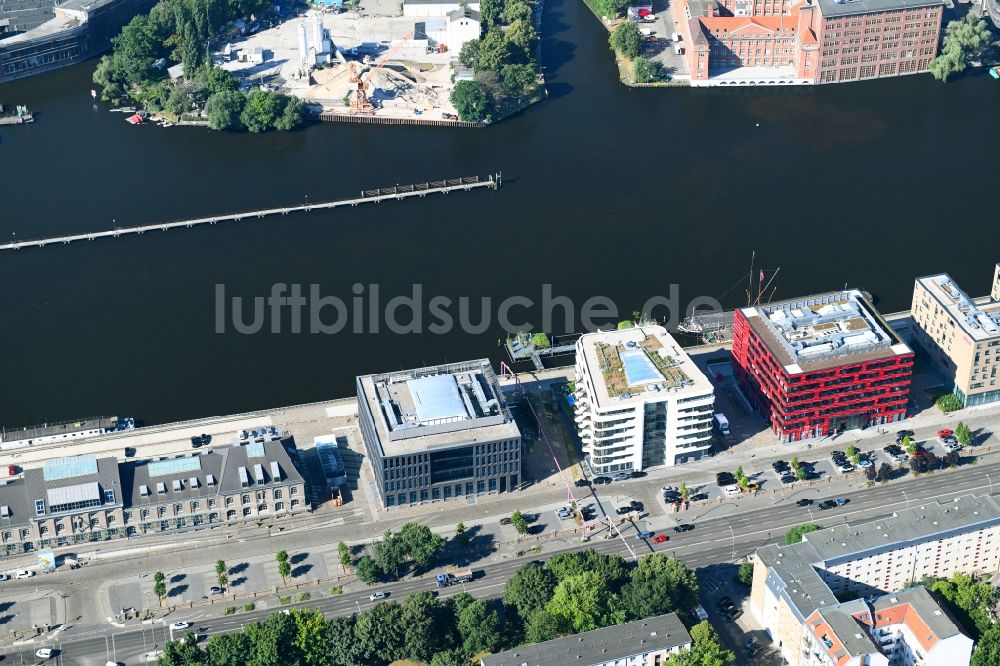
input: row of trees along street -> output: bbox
[449,0,543,122]
[92,0,306,131]
[155,548,733,666]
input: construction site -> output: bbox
[215,3,479,123]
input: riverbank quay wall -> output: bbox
[0,0,155,83]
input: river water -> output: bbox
[0,0,998,426]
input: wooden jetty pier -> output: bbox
[1,174,500,252]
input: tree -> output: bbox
[500,63,538,97]
[931,14,992,82]
[203,65,240,95]
[276,550,291,583]
[791,456,800,470]
[504,561,557,623]
[972,623,1000,666]
[244,610,301,666]
[903,435,917,454]
[735,466,746,484]
[785,524,822,545]
[545,571,625,633]
[158,633,207,666]
[737,561,754,587]
[338,542,351,571]
[273,95,306,131]
[666,621,735,666]
[327,615,364,666]
[154,571,167,604]
[455,522,471,547]
[525,608,563,643]
[205,632,249,666]
[205,90,245,131]
[956,422,973,447]
[633,56,665,83]
[511,510,529,535]
[846,445,860,465]
[476,29,514,72]
[865,464,877,481]
[215,560,228,591]
[355,555,380,584]
[506,18,539,61]
[402,591,454,662]
[944,450,961,468]
[240,88,283,133]
[479,0,500,31]
[501,0,533,24]
[354,602,407,664]
[928,572,997,639]
[459,38,481,68]
[876,463,892,482]
[795,467,808,481]
[610,21,643,59]
[400,522,446,568]
[374,530,408,579]
[679,482,690,501]
[936,393,963,413]
[620,554,699,620]
[590,0,630,18]
[455,595,501,654]
[291,609,334,666]
[430,648,469,666]
[451,80,494,123]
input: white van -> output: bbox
[713,413,730,436]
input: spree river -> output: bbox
[1,0,998,427]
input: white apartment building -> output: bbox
[750,495,994,666]
[573,325,715,475]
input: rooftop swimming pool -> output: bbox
[620,350,662,386]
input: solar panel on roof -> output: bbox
[43,456,98,481]
[148,457,202,477]
[247,441,265,458]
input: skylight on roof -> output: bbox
[148,457,202,477]
[43,456,98,481]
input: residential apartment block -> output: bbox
[573,325,715,475]
[356,359,521,509]
[675,0,944,86]
[0,440,307,557]
[911,264,1000,407]
[751,495,995,665]
[480,612,692,666]
[731,289,913,442]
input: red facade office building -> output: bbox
[731,289,914,442]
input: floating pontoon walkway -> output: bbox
[1,174,500,251]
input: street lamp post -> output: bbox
[987,473,993,495]
[902,489,910,509]
[728,524,736,561]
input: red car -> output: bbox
[652,534,669,543]
[912,449,928,459]
[937,428,954,438]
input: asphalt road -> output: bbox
[6,456,998,665]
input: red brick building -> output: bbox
[674,0,944,85]
[731,289,914,442]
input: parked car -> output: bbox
[857,459,873,469]
[0,573,7,581]
[209,586,223,595]
[575,478,591,487]
[629,500,644,512]
[35,648,53,659]
[745,481,761,491]
[936,428,954,438]
[716,472,736,487]
[616,506,633,516]
[690,493,709,501]
[14,569,34,579]
[369,591,388,601]
[499,517,512,525]
[796,498,814,507]
[610,471,631,481]
[636,531,654,540]
[723,485,742,497]
[170,621,192,631]
[897,429,915,439]
[837,464,855,474]
[593,476,611,485]
[772,460,789,472]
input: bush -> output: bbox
[450,80,494,123]
[785,524,822,545]
[937,393,963,413]
[610,21,643,59]
[224,607,236,615]
[530,332,550,349]
[330,586,343,595]
[278,596,291,605]
[243,603,255,612]
[737,561,754,586]
[297,593,311,602]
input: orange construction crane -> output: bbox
[359,33,412,101]
[347,60,373,114]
